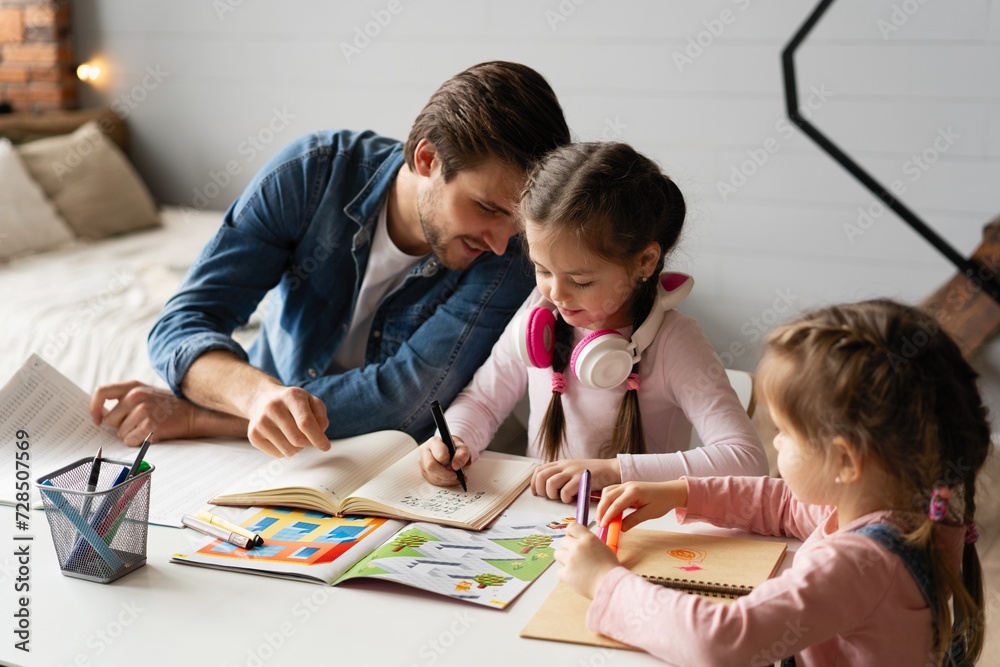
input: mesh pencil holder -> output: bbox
[36,457,153,584]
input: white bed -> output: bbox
[0,207,232,392]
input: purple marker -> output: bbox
[576,469,591,526]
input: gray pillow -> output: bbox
[17,121,160,240]
[0,138,75,260]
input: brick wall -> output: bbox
[0,0,74,111]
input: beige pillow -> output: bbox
[0,138,75,260]
[17,121,160,239]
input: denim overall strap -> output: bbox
[780,522,969,667]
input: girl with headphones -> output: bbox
[418,142,768,502]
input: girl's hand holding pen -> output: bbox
[597,480,689,532]
[555,522,620,599]
[418,436,472,486]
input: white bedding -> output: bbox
[0,207,228,392]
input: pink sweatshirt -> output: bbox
[444,290,768,480]
[587,476,965,666]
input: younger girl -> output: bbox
[418,142,767,501]
[557,299,988,666]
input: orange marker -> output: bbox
[606,514,622,555]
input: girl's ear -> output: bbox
[636,242,661,280]
[412,138,439,178]
[831,436,864,484]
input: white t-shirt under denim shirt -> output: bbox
[327,205,423,374]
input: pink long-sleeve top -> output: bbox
[443,289,768,480]
[587,476,965,666]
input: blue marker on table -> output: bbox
[576,469,591,526]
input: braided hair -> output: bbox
[519,142,686,461]
[756,299,989,665]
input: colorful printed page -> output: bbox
[335,510,573,609]
[171,507,573,609]
[171,507,406,583]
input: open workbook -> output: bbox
[172,507,569,608]
[521,529,786,649]
[210,430,536,530]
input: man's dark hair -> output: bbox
[404,61,570,180]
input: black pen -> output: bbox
[81,446,103,518]
[430,400,467,492]
[127,431,154,478]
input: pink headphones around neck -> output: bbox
[511,272,694,390]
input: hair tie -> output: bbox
[928,487,952,522]
[965,522,979,545]
[625,373,640,392]
[551,372,567,395]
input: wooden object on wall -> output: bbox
[921,216,1000,358]
[0,0,75,111]
[0,106,126,150]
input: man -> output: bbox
[90,61,570,458]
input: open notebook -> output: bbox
[521,529,786,649]
[210,431,536,530]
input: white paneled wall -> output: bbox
[73,0,1000,369]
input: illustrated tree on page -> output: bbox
[518,534,553,554]
[472,573,507,589]
[391,533,430,552]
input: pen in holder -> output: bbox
[36,457,154,583]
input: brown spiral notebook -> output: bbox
[520,529,787,650]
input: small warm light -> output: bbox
[76,63,101,82]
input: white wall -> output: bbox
[72,0,1000,370]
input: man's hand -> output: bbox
[91,381,238,446]
[244,385,330,457]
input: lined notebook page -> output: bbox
[213,431,417,505]
[346,450,536,529]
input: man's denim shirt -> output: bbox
[149,130,534,440]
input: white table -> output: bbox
[0,488,796,667]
